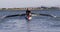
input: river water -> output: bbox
[0,10,60,32]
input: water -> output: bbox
[0,10,60,32]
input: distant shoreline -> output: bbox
[0,7,60,10]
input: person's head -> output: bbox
[27,8,31,11]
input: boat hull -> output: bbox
[25,16,32,21]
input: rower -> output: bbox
[26,8,32,21]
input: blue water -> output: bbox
[0,10,60,32]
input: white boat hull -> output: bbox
[28,17,32,20]
[25,15,32,21]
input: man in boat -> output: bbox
[3,8,56,21]
[26,8,32,21]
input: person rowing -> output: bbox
[2,8,57,21]
[26,8,32,21]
